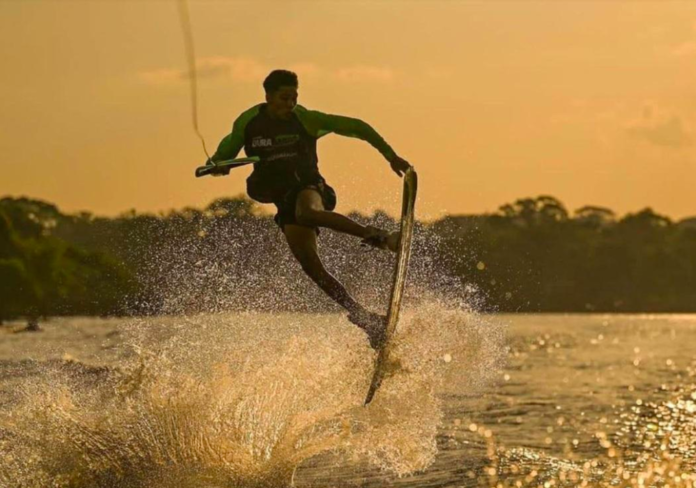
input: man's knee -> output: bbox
[295,189,324,226]
[295,205,321,226]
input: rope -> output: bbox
[176,0,212,162]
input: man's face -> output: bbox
[265,86,298,120]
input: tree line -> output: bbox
[1,194,695,323]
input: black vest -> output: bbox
[244,105,321,192]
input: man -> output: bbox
[205,69,411,348]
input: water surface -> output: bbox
[1,312,694,487]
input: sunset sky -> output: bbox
[1,1,695,221]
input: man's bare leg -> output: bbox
[294,189,371,239]
[284,221,386,348]
[284,223,363,313]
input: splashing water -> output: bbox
[0,301,504,487]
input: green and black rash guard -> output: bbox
[211,103,396,202]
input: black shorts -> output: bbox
[246,175,337,231]
[273,180,337,231]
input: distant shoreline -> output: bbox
[2,194,695,319]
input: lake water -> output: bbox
[1,310,695,487]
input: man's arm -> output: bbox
[207,104,263,164]
[210,128,243,164]
[294,105,410,175]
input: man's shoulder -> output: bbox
[293,105,328,125]
[233,103,265,127]
[294,105,328,118]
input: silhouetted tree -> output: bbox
[1,194,695,316]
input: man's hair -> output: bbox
[263,70,298,94]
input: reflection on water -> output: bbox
[471,382,696,488]
[445,315,696,488]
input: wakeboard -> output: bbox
[364,167,418,405]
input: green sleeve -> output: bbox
[211,104,261,162]
[294,105,397,161]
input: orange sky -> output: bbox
[1,1,695,220]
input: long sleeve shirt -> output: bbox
[211,103,396,187]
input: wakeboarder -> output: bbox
[203,70,411,349]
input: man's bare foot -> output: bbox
[347,309,387,349]
[361,226,400,253]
